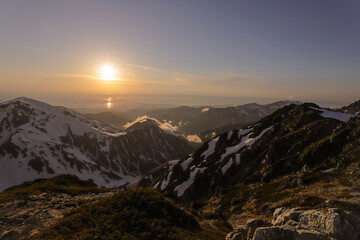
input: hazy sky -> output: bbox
[0,0,359,108]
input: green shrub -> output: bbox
[32,188,225,240]
[0,174,109,202]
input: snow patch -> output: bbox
[321,168,335,173]
[237,128,253,138]
[221,158,233,176]
[159,159,180,190]
[309,107,357,122]
[201,136,220,159]
[174,167,207,197]
[227,131,233,140]
[221,126,272,160]
[201,107,210,112]
[180,157,193,171]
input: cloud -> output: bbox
[186,135,202,143]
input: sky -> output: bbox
[0,0,359,109]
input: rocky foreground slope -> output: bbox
[0,97,193,191]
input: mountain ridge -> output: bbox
[136,103,359,203]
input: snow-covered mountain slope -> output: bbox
[136,103,359,202]
[0,97,193,191]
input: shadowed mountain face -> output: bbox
[136,103,360,203]
[340,100,360,115]
[0,98,193,191]
[84,112,129,130]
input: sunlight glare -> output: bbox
[99,64,117,81]
[106,97,112,108]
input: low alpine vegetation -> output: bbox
[0,174,109,202]
[32,188,225,240]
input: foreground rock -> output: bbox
[0,192,114,240]
[227,207,360,240]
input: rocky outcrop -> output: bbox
[0,192,114,240]
[227,207,360,240]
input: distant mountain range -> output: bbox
[85,112,129,130]
[86,100,301,144]
[0,98,193,191]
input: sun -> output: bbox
[98,64,117,81]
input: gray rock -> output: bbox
[272,207,311,226]
[299,208,360,240]
[252,226,298,240]
[246,219,271,239]
[226,225,247,240]
[296,229,329,240]
[272,207,360,240]
[252,227,328,240]
[230,207,360,240]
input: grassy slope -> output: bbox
[0,174,110,202]
[32,188,225,240]
[202,159,360,225]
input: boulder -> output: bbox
[229,207,360,240]
[252,226,297,240]
[272,207,310,226]
[246,219,271,239]
[298,208,360,239]
[226,225,247,240]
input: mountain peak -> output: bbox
[124,115,179,136]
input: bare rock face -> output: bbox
[0,192,114,240]
[227,207,360,240]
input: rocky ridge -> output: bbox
[136,103,359,203]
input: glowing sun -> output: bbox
[99,64,118,81]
